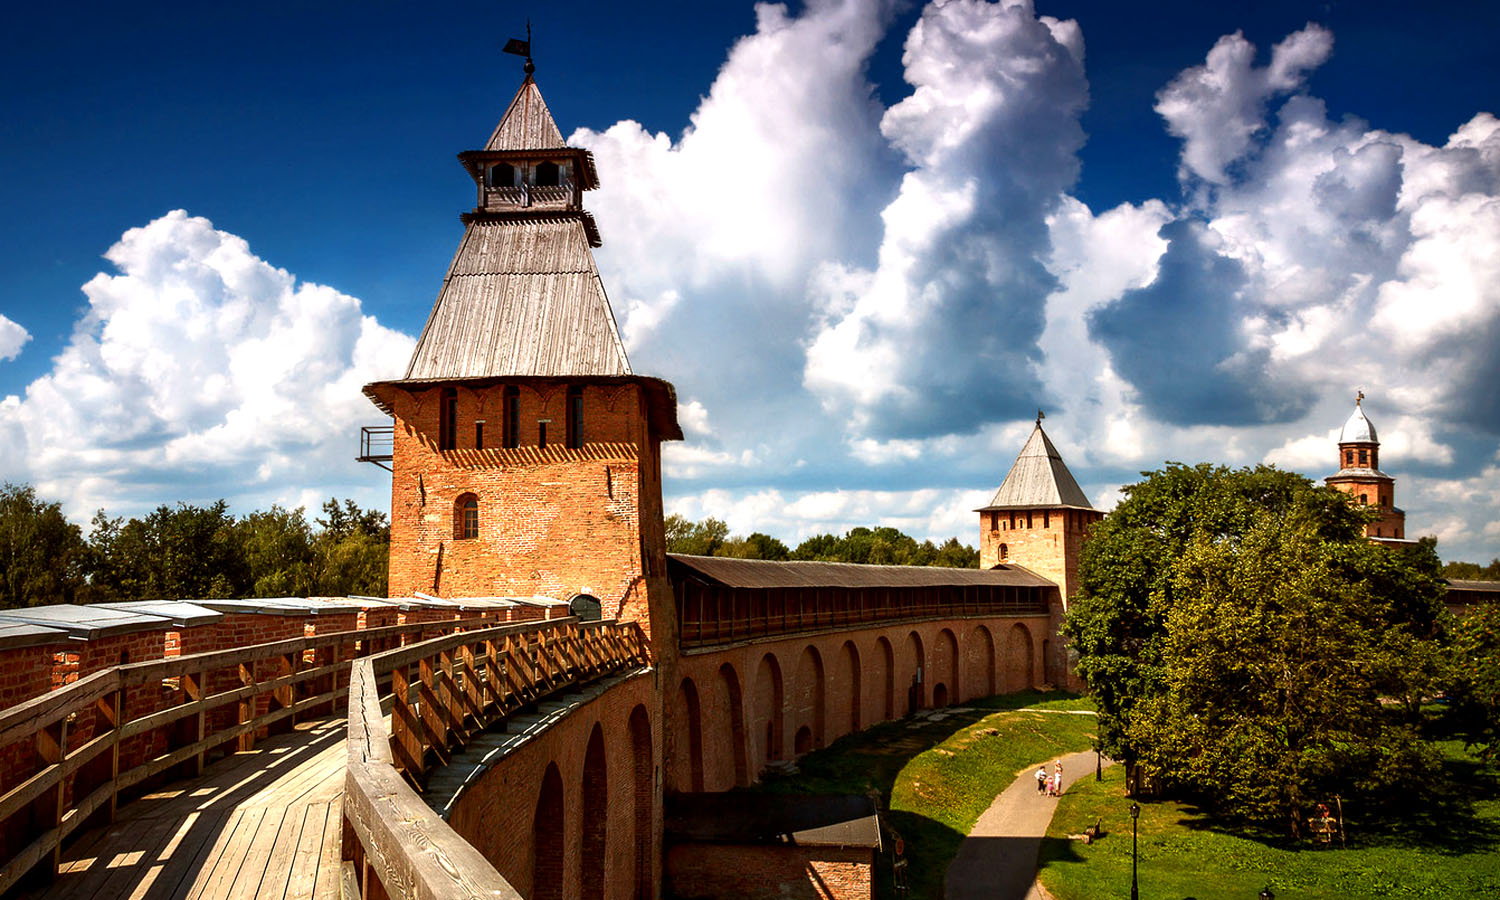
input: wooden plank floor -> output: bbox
[26,718,348,900]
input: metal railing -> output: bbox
[358,426,394,471]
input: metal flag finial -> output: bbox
[1036,409,1045,425]
[1356,389,1364,407]
[503,20,535,75]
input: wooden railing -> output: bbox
[0,616,493,895]
[344,618,650,900]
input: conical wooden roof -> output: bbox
[485,75,565,151]
[402,217,630,379]
[982,423,1095,510]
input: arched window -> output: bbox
[569,594,602,622]
[455,493,479,540]
[534,161,561,186]
[999,543,1009,561]
[1360,493,1368,505]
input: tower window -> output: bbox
[475,420,485,450]
[566,386,583,449]
[999,543,1008,561]
[503,386,520,448]
[538,420,549,449]
[1358,449,1368,466]
[439,387,457,451]
[1345,449,1354,467]
[455,494,479,540]
[534,161,561,186]
[487,163,517,188]
[1360,493,1368,505]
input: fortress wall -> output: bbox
[446,670,660,900]
[670,614,1051,794]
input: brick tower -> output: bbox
[977,414,1102,603]
[1324,392,1407,544]
[363,71,682,646]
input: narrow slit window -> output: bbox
[566,386,583,449]
[439,387,457,451]
[1359,448,1368,466]
[475,420,485,450]
[538,420,548,449]
[503,386,520,448]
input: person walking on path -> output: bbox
[1035,767,1047,794]
[946,748,1116,900]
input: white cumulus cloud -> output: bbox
[0,314,29,362]
[0,210,412,519]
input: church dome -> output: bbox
[1340,400,1378,444]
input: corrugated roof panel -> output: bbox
[984,423,1094,510]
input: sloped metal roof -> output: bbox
[485,76,566,151]
[1339,401,1378,443]
[667,554,1054,589]
[401,218,631,380]
[980,423,1095,511]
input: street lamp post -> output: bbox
[1130,802,1140,900]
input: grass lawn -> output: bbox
[752,690,1098,899]
[1039,743,1500,899]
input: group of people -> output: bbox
[1034,760,1064,797]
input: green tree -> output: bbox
[0,483,90,608]
[664,515,730,556]
[312,498,389,597]
[1131,507,1438,834]
[88,500,247,600]
[1065,465,1386,781]
[1443,558,1500,581]
[235,505,315,597]
[722,532,790,560]
[1448,601,1500,761]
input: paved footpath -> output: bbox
[945,747,1116,900]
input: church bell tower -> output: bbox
[362,64,682,647]
[1325,393,1407,544]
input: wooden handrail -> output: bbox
[343,617,650,900]
[0,614,502,895]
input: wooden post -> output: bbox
[238,662,256,752]
[182,669,206,777]
[418,655,449,766]
[34,717,66,880]
[95,688,122,824]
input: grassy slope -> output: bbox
[1039,744,1500,899]
[752,691,1098,899]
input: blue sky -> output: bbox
[2,0,1498,563]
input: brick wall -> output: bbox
[385,381,676,653]
[979,507,1100,604]
[0,642,67,863]
[446,671,660,900]
[665,843,872,900]
[672,616,1050,792]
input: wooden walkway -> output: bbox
[25,718,348,900]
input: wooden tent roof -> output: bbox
[979,422,1095,512]
[399,217,630,380]
[485,75,566,151]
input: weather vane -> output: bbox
[503,20,535,75]
[1036,409,1045,425]
[1356,388,1364,406]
